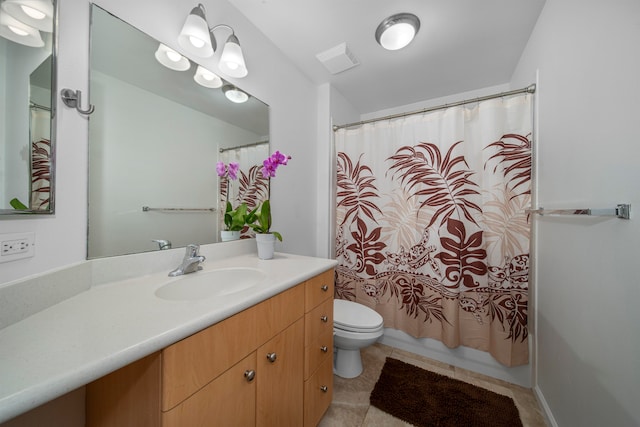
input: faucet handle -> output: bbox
[152,239,172,250]
[185,244,201,258]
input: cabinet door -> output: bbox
[162,352,257,427]
[257,318,304,427]
[162,306,257,411]
[86,352,161,427]
[304,357,333,427]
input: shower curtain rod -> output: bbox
[333,84,536,131]
[219,140,269,153]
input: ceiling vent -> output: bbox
[316,42,359,75]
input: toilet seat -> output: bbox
[334,299,383,333]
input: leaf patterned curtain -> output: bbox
[219,143,270,236]
[335,94,532,366]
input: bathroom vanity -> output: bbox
[85,269,334,426]
[0,243,336,426]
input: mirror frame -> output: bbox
[0,0,57,216]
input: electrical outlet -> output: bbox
[0,232,35,263]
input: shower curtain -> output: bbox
[218,143,270,237]
[30,108,51,210]
[334,94,532,366]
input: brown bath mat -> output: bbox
[370,357,523,427]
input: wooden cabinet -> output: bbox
[86,269,333,427]
[303,269,334,427]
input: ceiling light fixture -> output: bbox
[178,4,248,78]
[1,0,53,32]
[222,84,249,103]
[0,12,44,47]
[154,43,191,71]
[194,65,222,88]
[375,13,420,51]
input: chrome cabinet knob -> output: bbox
[244,370,256,382]
[266,352,277,363]
[320,315,328,323]
[320,346,328,353]
[320,385,328,392]
[321,284,328,291]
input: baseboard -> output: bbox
[533,385,558,427]
[379,328,532,387]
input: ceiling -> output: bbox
[229,0,546,115]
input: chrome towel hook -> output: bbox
[60,88,95,115]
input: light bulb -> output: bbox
[20,5,46,20]
[8,25,28,36]
[166,50,182,62]
[189,35,205,48]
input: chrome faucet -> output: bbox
[153,239,172,250]
[168,244,205,277]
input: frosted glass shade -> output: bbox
[219,34,247,78]
[194,65,222,88]
[375,13,420,51]
[155,44,190,71]
[0,12,43,47]
[178,4,214,58]
[1,0,53,32]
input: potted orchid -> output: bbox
[247,151,291,258]
[217,161,248,241]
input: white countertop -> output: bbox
[0,251,336,423]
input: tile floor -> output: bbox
[318,343,548,427]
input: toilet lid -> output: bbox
[334,299,383,332]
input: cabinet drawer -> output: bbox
[161,307,257,411]
[303,357,333,427]
[256,284,304,346]
[304,329,333,380]
[304,269,334,312]
[162,352,257,427]
[304,297,333,347]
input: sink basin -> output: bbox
[155,267,265,301]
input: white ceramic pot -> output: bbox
[255,233,276,259]
[220,230,241,242]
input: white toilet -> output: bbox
[333,299,384,378]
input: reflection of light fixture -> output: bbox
[155,43,191,71]
[178,3,248,78]
[375,13,420,50]
[222,84,249,103]
[0,12,44,47]
[1,0,53,32]
[194,65,222,88]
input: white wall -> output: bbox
[511,0,640,425]
[0,0,319,285]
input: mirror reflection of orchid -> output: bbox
[216,161,248,232]
[247,151,291,241]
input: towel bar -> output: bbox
[527,204,630,219]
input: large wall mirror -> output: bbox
[88,5,269,259]
[0,0,56,215]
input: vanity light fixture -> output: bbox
[154,43,191,71]
[375,13,420,51]
[1,0,53,32]
[222,84,249,103]
[0,11,44,47]
[194,65,222,88]
[178,3,248,78]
